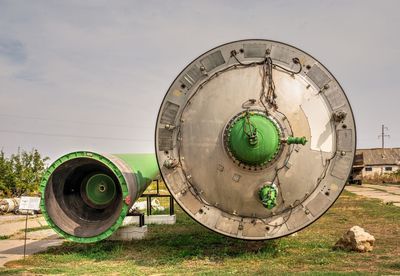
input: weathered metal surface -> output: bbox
[155,39,356,240]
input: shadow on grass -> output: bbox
[43,222,281,266]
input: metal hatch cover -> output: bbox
[155,39,356,240]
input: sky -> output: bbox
[0,0,399,161]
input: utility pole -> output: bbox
[378,124,390,149]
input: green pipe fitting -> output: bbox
[286,136,307,145]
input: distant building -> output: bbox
[353,148,400,178]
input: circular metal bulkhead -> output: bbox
[155,40,356,240]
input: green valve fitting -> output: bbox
[286,136,307,145]
[259,184,278,209]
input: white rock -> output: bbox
[334,226,375,252]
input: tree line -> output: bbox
[0,149,49,197]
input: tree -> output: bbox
[0,148,49,197]
[0,151,14,197]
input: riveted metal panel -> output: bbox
[179,65,204,89]
[158,128,173,151]
[160,101,180,125]
[306,192,331,217]
[244,43,266,58]
[307,64,331,89]
[179,192,204,214]
[165,170,186,194]
[215,216,240,235]
[337,129,353,152]
[242,221,266,237]
[331,154,353,180]
[200,50,225,71]
[323,87,346,110]
[286,208,310,231]
[271,45,291,64]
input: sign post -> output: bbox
[19,196,41,260]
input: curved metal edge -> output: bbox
[40,151,130,243]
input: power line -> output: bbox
[0,129,152,142]
[0,113,153,129]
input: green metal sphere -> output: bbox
[228,113,280,166]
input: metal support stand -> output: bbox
[146,196,152,216]
[169,196,174,216]
[23,213,28,260]
[141,179,175,217]
[126,213,145,227]
[123,180,175,230]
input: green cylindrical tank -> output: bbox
[40,151,158,243]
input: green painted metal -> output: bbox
[115,153,159,196]
[85,174,116,206]
[40,151,158,243]
[259,185,278,209]
[228,113,280,165]
[40,151,128,243]
[287,136,307,145]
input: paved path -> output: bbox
[0,215,64,267]
[345,184,400,207]
[0,239,63,267]
[0,215,36,224]
[0,216,47,237]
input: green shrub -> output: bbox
[0,148,49,197]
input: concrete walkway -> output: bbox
[0,216,47,237]
[0,215,36,224]
[0,215,64,267]
[0,239,63,267]
[345,184,400,207]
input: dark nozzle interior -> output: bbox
[45,158,123,238]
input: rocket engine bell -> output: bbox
[155,39,356,240]
[40,152,158,243]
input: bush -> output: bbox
[0,148,49,197]
[362,170,400,184]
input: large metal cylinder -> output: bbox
[40,151,158,243]
[155,39,356,240]
[0,198,20,214]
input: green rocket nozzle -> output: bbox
[40,151,159,243]
[84,173,116,207]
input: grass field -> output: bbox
[1,190,400,275]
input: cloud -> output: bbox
[0,38,27,64]
[0,0,399,159]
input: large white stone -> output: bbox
[334,226,375,252]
